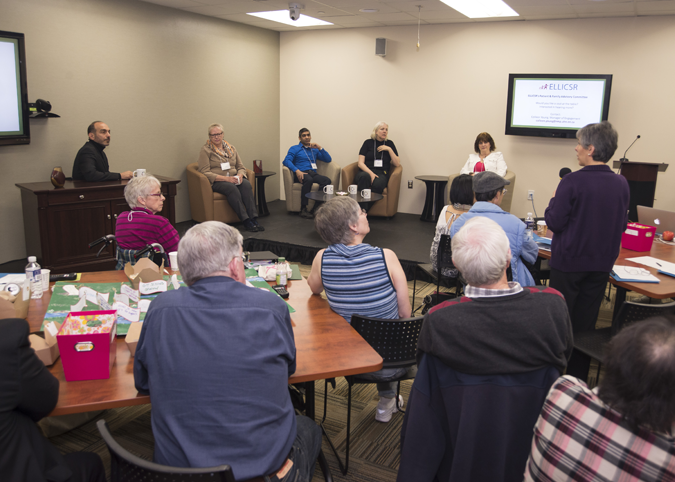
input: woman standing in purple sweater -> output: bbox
[545,121,629,381]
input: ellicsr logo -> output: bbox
[539,83,579,91]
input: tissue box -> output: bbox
[621,223,657,252]
[57,311,117,381]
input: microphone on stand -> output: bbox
[618,135,640,173]
[559,167,571,179]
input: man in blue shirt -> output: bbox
[283,128,333,219]
[134,221,321,481]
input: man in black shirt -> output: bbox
[72,121,133,181]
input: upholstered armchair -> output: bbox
[446,169,516,213]
[282,160,341,212]
[341,163,402,218]
[186,162,255,223]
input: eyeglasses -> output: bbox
[146,192,165,198]
[360,209,367,215]
[209,132,224,138]
[502,188,508,194]
[625,267,650,276]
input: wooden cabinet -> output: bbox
[16,176,180,273]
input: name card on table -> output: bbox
[170,274,180,291]
[97,292,112,310]
[70,295,87,312]
[79,286,99,305]
[138,299,152,313]
[121,284,140,302]
[139,280,167,295]
[114,293,130,306]
[113,302,140,322]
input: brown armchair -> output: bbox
[282,160,341,212]
[341,162,402,218]
[186,162,255,223]
[445,169,516,213]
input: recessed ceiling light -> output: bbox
[440,0,518,18]
[359,9,379,13]
[247,10,333,27]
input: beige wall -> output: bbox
[1,0,280,264]
[279,17,675,220]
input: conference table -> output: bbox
[537,236,675,319]
[26,271,383,418]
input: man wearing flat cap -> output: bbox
[450,171,538,286]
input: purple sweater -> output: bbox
[115,207,180,253]
[545,164,629,273]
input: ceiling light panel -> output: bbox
[440,0,519,18]
[247,10,333,26]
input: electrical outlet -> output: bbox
[527,190,534,200]
[408,180,413,189]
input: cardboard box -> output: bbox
[124,257,165,290]
[0,281,30,319]
[29,320,62,366]
[125,321,143,356]
[57,310,117,381]
[622,223,657,252]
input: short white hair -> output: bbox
[208,123,223,136]
[124,175,161,208]
[370,121,388,140]
[178,221,243,286]
[451,216,510,286]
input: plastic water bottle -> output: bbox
[525,213,534,240]
[276,257,288,287]
[25,256,43,299]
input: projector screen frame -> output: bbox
[505,73,612,139]
[0,30,30,146]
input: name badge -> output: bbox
[221,162,231,171]
[311,162,317,170]
[374,160,383,168]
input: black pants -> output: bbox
[550,269,609,382]
[64,452,106,482]
[293,170,331,208]
[211,178,257,221]
[354,169,389,194]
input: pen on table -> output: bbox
[656,262,662,267]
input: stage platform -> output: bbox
[241,200,437,278]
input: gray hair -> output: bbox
[314,196,361,245]
[576,121,618,163]
[208,123,224,136]
[178,221,243,286]
[124,175,161,208]
[451,216,510,286]
[370,121,388,140]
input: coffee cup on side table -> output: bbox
[348,184,357,195]
[133,169,146,178]
[361,189,371,199]
[323,185,334,194]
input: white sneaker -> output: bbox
[375,395,404,423]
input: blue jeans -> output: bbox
[355,366,417,399]
[275,415,322,482]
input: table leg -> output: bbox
[420,181,435,222]
[256,176,270,217]
[434,182,447,222]
[305,381,315,420]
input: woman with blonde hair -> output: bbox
[355,121,401,198]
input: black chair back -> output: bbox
[611,300,675,335]
[350,315,424,369]
[97,420,235,482]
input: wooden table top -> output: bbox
[27,271,383,416]
[538,236,675,299]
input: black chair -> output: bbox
[412,234,463,312]
[97,419,235,481]
[574,300,675,384]
[97,419,333,482]
[320,314,425,475]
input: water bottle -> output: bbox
[25,256,43,299]
[276,257,287,287]
[524,213,534,240]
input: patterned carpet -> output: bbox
[46,264,663,481]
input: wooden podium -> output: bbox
[16,175,180,273]
[612,160,668,221]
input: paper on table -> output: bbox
[612,265,660,283]
[626,256,675,273]
[0,274,26,284]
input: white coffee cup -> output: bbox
[41,269,50,292]
[361,189,371,199]
[169,251,179,271]
[348,184,357,195]
[133,169,146,178]
[323,185,334,194]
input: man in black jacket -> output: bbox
[0,317,105,482]
[72,121,133,181]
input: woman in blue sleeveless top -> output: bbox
[308,196,412,422]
